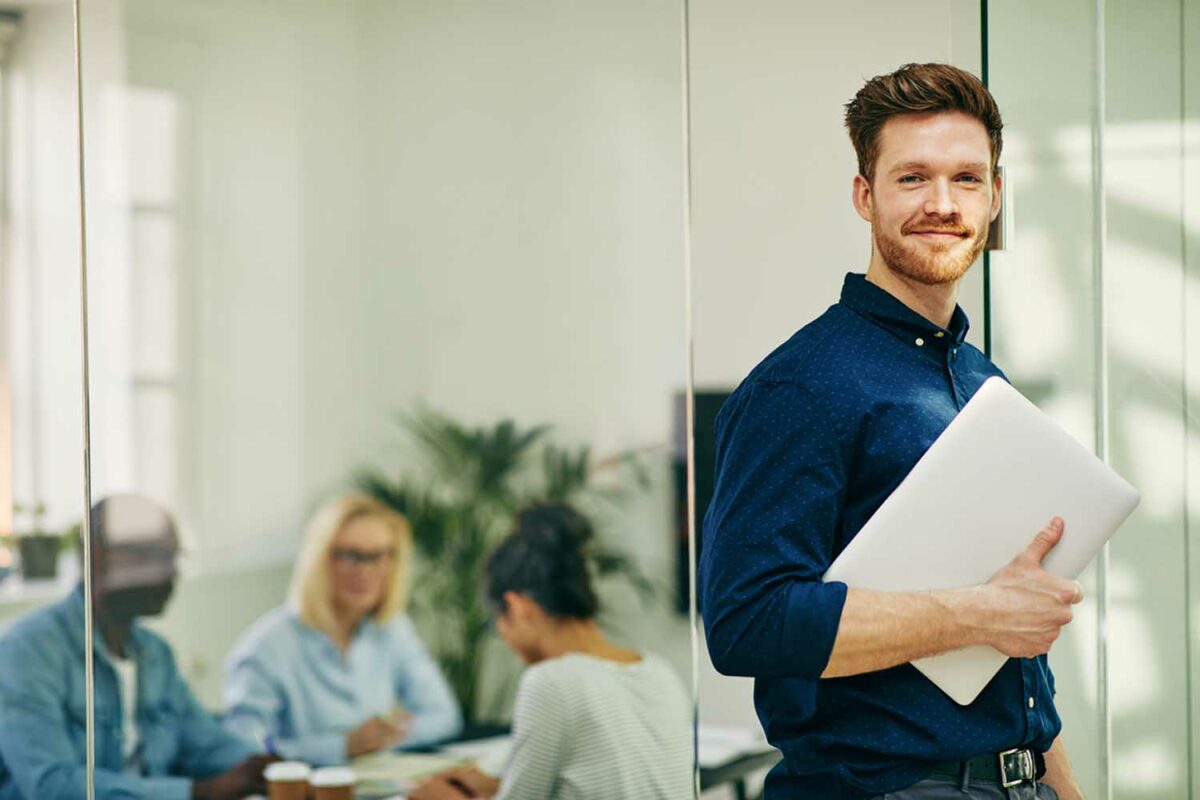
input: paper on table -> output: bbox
[351,751,465,794]
[439,735,512,775]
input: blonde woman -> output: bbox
[222,493,461,766]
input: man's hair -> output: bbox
[844,63,1003,183]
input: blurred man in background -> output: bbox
[0,494,273,800]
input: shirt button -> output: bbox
[935,331,945,338]
[951,348,958,360]
[915,337,925,347]
[1028,696,1036,709]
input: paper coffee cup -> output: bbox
[310,767,355,800]
[264,761,311,800]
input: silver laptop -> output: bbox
[823,377,1139,705]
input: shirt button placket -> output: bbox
[945,346,964,407]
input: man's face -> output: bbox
[90,495,181,622]
[853,111,1001,286]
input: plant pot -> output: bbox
[19,535,60,580]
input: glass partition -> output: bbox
[986,2,1107,795]
[990,0,1199,797]
[78,1,694,798]
[0,3,89,798]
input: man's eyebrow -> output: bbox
[889,160,990,175]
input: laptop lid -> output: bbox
[823,377,1139,705]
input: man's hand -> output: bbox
[190,754,273,800]
[981,517,1084,658]
[347,712,409,758]
[409,776,473,800]
[822,516,1084,678]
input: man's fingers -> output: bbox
[1070,580,1084,604]
[1023,517,1065,563]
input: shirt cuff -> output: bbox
[400,711,461,749]
[785,579,849,678]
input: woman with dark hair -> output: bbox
[410,503,692,800]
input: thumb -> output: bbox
[1024,517,1065,563]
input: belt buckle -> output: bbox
[998,747,1035,788]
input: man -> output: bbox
[699,63,1085,800]
[0,495,273,799]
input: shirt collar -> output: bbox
[290,606,374,653]
[838,272,970,345]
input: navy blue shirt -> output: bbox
[699,273,1061,799]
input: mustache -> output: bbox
[902,221,974,237]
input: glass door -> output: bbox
[987,1,1200,796]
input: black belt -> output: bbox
[928,748,1044,788]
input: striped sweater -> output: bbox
[497,652,692,800]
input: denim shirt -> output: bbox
[0,587,255,800]
[700,274,1060,799]
[222,606,462,765]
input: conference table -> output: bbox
[353,723,781,800]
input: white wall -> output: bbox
[4,2,91,534]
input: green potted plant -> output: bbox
[353,409,656,724]
[11,501,74,581]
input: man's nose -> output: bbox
[923,178,958,218]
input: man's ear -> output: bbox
[989,168,1003,223]
[852,174,874,223]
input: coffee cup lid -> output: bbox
[264,761,311,781]
[310,767,356,787]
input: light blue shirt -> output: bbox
[223,606,462,766]
[0,587,255,800]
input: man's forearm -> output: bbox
[821,586,991,678]
[1041,736,1084,800]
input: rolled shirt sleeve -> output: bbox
[700,379,850,680]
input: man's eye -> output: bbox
[898,175,922,184]
[957,174,983,183]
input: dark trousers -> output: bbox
[870,777,1060,799]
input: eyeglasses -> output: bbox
[330,546,395,567]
